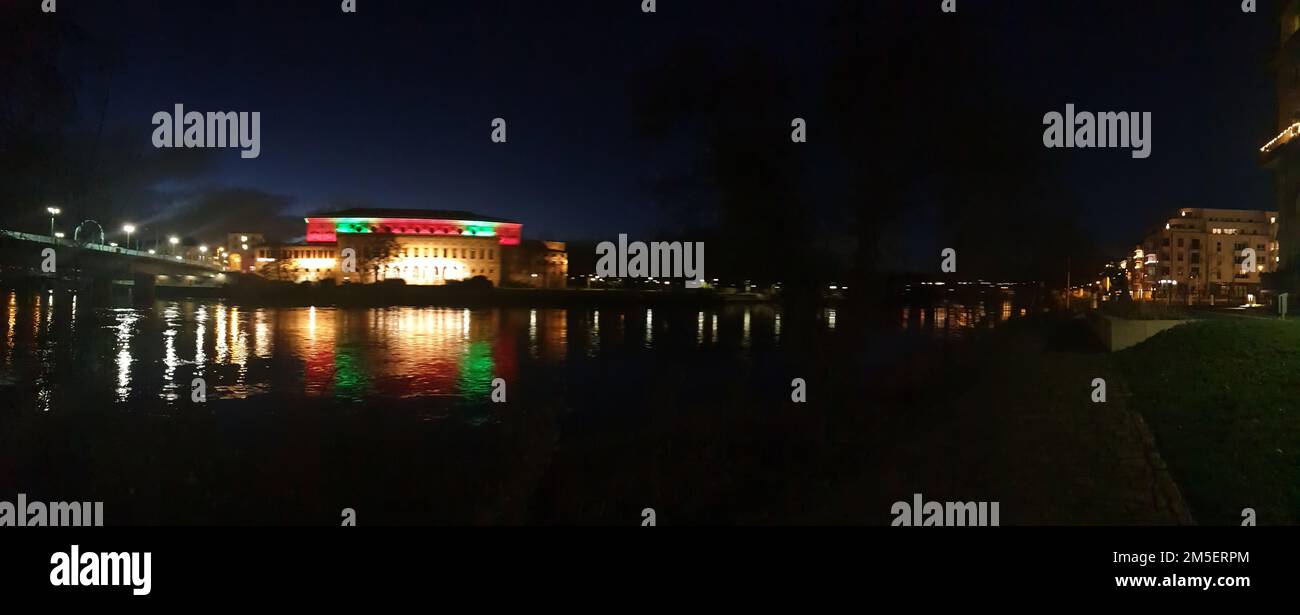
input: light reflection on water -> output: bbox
[899,298,1024,338]
[0,291,1030,414]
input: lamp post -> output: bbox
[46,207,60,238]
[199,245,208,262]
[169,236,180,256]
[123,224,136,251]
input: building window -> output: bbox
[1177,238,1184,248]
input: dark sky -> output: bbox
[49,0,1280,263]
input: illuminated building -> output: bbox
[1263,2,1300,271]
[1135,208,1277,301]
[240,208,564,287]
[225,232,265,273]
[503,240,569,289]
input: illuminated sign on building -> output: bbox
[304,215,522,245]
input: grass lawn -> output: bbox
[1114,317,1300,525]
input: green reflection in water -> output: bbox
[334,344,370,401]
[458,340,494,400]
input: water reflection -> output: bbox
[114,310,138,402]
[742,308,752,348]
[0,293,1034,414]
[899,297,1024,339]
[644,308,653,347]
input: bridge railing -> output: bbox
[0,229,221,270]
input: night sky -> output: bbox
[20,0,1284,267]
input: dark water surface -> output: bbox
[0,290,1029,524]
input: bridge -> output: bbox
[0,228,228,305]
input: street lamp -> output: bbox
[123,224,136,251]
[169,236,180,255]
[46,207,60,237]
[54,232,65,239]
[199,245,208,261]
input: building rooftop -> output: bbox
[306,208,519,224]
